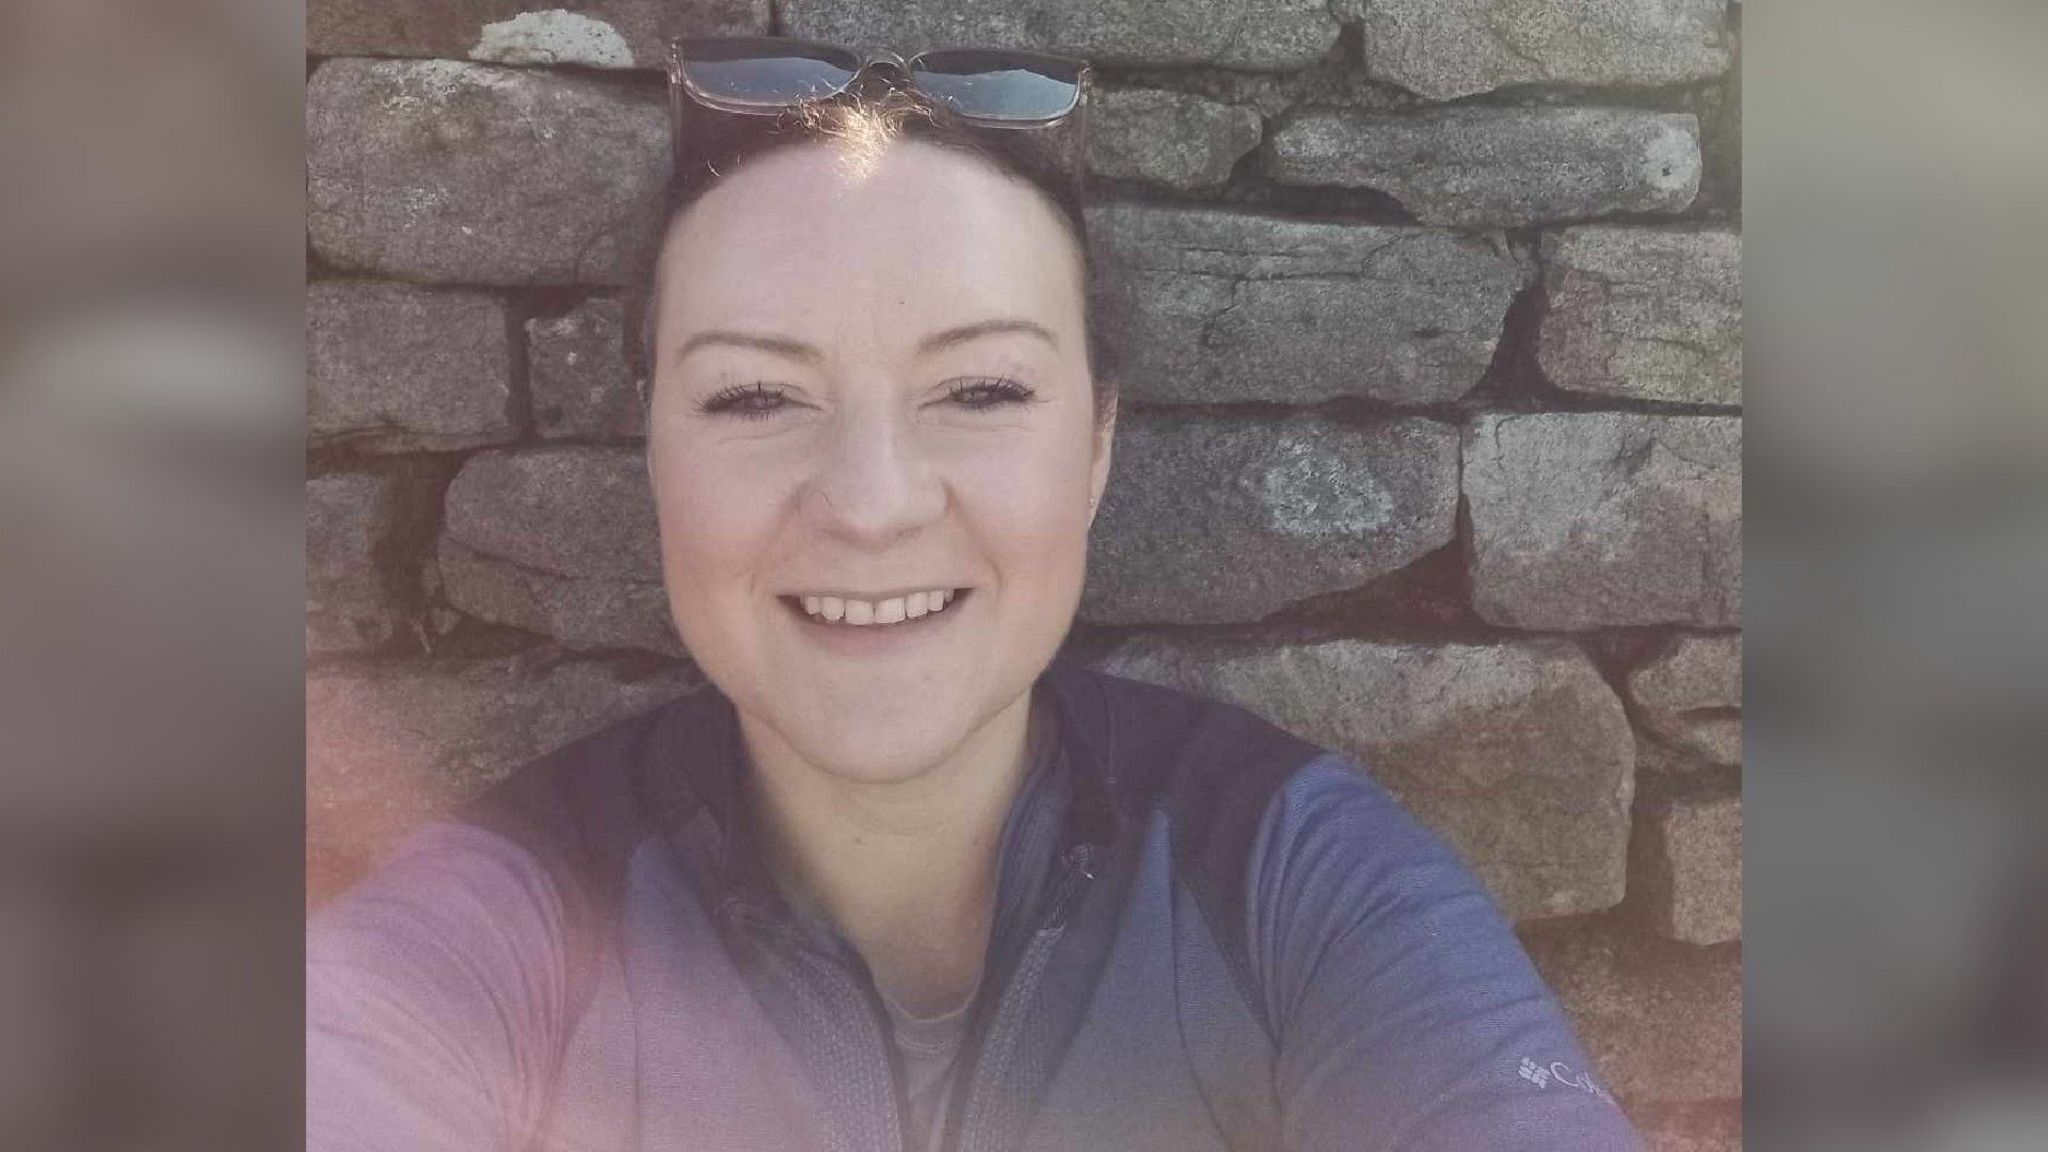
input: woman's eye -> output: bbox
[943,377,1039,410]
[697,382,790,421]
[697,379,1038,421]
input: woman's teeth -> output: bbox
[799,589,958,626]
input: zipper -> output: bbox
[937,842,1099,1152]
[722,839,1100,1152]
[1041,842,1098,929]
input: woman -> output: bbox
[308,38,1641,1152]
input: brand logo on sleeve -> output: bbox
[1516,1056,1616,1106]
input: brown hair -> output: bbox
[635,90,1124,425]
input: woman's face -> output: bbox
[648,139,1112,784]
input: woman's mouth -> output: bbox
[779,588,970,628]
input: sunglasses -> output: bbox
[665,36,1092,134]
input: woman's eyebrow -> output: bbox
[674,330,824,367]
[671,320,1057,369]
[917,319,1060,357]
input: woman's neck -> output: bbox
[737,689,1042,1016]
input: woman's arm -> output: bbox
[307,823,572,1152]
[1248,759,1642,1152]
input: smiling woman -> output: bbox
[307,37,1642,1152]
[646,123,1113,1050]
[649,131,1108,767]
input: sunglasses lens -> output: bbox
[911,50,1083,122]
[676,38,861,108]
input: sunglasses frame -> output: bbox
[665,35,1093,141]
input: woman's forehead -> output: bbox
[660,140,1085,350]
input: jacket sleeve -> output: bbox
[307,823,572,1152]
[1247,758,1642,1152]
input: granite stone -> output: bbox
[307,281,517,452]
[1089,202,1528,404]
[528,297,646,440]
[1629,633,1741,764]
[1267,106,1701,226]
[1540,227,1742,405]
[1465,414,1741,629]
[309,0,768,69]
[438,447,674,652]
[781,0,1341,70]
[307,59,668,285]
[1082,413,1459,623]
[1088,88,1263,189]
[1640,790,1742,944]
[1358,0,1733,101]
[307,473,410,653]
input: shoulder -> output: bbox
[456,684,715,865]
[1051,661,1452,878]
[1055,663,1429,882]
[1244,756,1502,980]
[1053,664,1385,975]
[308,820,598,1151]
[1060,661,1510,990]
[314,683,720,975]
[308,688,721,1148]
[308,820,572,1014]
[1053,666,1636,1147]
[1049,661,1327,826]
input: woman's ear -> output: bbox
[1088,390,1116,526]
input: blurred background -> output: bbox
[1743,1,2048,1149]
[0,1,2041,1150]
[0,0,304,1149]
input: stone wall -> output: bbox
[306,2,1741,1144]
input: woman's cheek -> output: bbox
[969,446,1095,571]
[653,451,749,571]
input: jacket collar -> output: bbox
[657,658,1125,918]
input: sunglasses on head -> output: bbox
[665,35,1092,131]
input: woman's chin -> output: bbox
[783,724,965,786]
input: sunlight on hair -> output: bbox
[803,90,935,183]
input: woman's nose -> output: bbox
[802,402,944,546]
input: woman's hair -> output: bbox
[636,89,1124,426]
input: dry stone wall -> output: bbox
[305,2,1740,1142]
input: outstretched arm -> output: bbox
[307,824,571,1152]
[1249,759,1641,1152]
